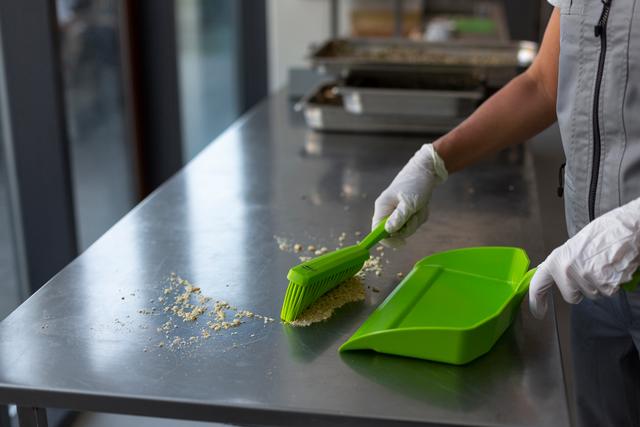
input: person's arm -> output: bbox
[434,8,560,172]
[372,10,561,245]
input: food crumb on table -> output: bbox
[274,236,292,252]
[137,273,276,352]
[314,247,328,256]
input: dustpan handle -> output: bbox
[516,268,537,296]
[622,270,640,292]
[515,268,639,294]
[359,217,389,250]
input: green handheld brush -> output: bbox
[280,218,389,322]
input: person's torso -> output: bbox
[557,0,640,236]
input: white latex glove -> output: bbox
[529,197,640,319]
[372,144,448,247]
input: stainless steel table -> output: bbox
[0,90,570,427]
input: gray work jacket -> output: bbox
[557,0,640,236]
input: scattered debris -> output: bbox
[274,236,292,252]
[358,255,383,278]
[170,337,183,349]
[138,273,277,352]
[236,310,255,319]
[213,301,230,321]
[314,247,329,256]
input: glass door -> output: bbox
[57,0,138,250]
[177,0,240,161]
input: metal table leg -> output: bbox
[16,407,47,427]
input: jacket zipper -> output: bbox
[590,0,612,220]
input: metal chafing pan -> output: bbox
[295,83,463,135]
[310,38,538,87]
[336,71,484,117]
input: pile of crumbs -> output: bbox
[138,273,275,351]
[288,276,366,327]
[273,232,406,326]
[357,247,385,278]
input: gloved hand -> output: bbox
[372,144,448,247]
[529,197,640,319]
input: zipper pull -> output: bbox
[595,24,603,37]
[595,0,612,37]
[557,163,566,198]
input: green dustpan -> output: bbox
[340,247,536,365]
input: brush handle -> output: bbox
[359,218,389,250]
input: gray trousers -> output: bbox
[572,289,640,427]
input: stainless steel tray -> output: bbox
[340,86,482,117]
[310,38,538,87]
[337,71,483,117]
[295,83,463,135]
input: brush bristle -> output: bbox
[281,264,362,321]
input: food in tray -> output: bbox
[318,39,527,67]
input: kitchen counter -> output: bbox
[0,90,569,427]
